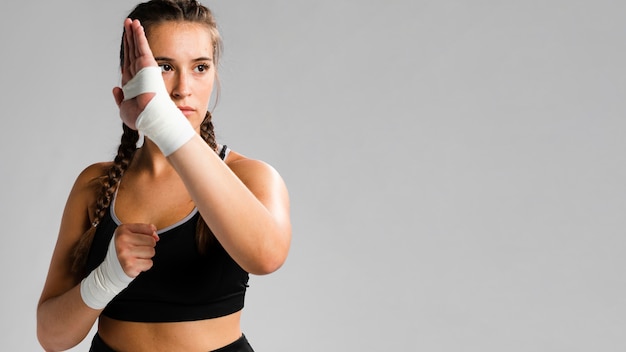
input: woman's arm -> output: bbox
[37,164,160,351]
[37,165,105,351]
[169,139,291,275]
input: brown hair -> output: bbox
[71,0,222,275]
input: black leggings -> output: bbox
[89,332,254,352]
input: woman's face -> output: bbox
[146,21,216,130]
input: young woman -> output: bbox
[36,1,291,351]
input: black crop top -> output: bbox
[84,146,249,322]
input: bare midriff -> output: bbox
[97,310,242,351]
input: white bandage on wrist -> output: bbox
[80,235,134,310]
[122,66,196,156]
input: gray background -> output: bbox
[1,0,625,351]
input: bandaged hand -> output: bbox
[122,66,196,156]
[80,223,158,310]
[114,18,195,156]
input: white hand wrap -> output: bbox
[122,66,196,156]
[80,235,134,310]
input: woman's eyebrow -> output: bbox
[154,56,213,62]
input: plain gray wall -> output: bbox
[1,0,625,350]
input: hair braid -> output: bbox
[71,125,139,275]
[196,111,218,252]
[200,111,218,151]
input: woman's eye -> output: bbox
[194,64,210,73]
[159,64,173,72]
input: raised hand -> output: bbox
[112,18,159,130]
[110,18,196,156]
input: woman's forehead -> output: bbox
[147,21,214,58]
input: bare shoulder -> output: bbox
[224,150,290,215]
[54,161,114,240]
[60,162,113,235]
[225,150,285,188]
[76,162,113,185]
[223,150,290,230]
[72,162,113,205]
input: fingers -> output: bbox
[125,19,140,64]
[122,18,141,77]
[134,21,143,59]
[122,18,157,81]
[118,222,157,236]
[133,21,154,60]
[114,223,160,277]
[123,20,131,67]
[122,18,132,82]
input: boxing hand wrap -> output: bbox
[80,234,134,310]
[122,66,196,156]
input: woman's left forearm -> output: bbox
[167,135,291,274]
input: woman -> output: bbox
[36,1,291,351]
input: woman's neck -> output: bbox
[131,139,176,177]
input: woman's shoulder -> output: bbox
[69,162,113,203]
[224,150,285,189]
[225,150,277,173]
[75,162,113,187]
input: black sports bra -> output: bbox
[84,145,249,322]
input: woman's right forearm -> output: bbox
[37,284,101,352]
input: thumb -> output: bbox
[112,87,124,107]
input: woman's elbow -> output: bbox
[249,255,286,275]
[37,325,65,352]
[37,309,85,352]
[247,233,291,275]
[37,327,84,352]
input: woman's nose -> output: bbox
[171,72,191,98]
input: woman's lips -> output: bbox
[177,106,195,116]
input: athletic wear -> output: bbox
[89,333,255,352]
[84,145,249,322]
